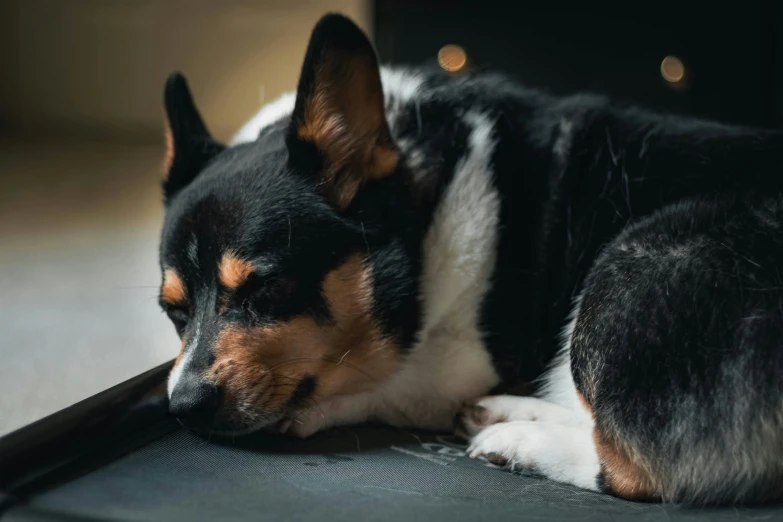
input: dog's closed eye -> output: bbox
[237,273,297,322]
[162,303,190,335]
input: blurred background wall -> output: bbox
[1,0,782,435]
[0,0,370,141]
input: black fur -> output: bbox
[572,195,783,503]
[528,98,783,378]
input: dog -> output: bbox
[159,13,783,504]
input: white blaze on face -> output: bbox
[167,323,201,398]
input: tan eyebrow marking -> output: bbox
[161,268,187,304]
[219,252,255,289]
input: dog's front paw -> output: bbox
[278,394,374,439]
[454,398,508,439]
[279,407,328,439]
[279,394,368,438]
[455,395,586,439]
[466,420,601,491]
[467,421,539,468]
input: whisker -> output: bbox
[306,392,326,418]
[263,357,325,373]
[320,356,378,383]
[262,356,380,385]
[360,221,371,256]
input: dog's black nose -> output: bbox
[168,378,222,428]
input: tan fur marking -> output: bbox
[297,54,399,209]
[163,119,175,175]
[219,253,254,289]
[161,269,187,305]
[581,391,657,501]
[210,254,399,415]
[578,392,592,414]
[594,427,659,501]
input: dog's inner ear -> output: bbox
[162,72,225,203]
[287,15,399,210]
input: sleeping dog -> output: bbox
[159,14,783,504]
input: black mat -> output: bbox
[4,426,782,522]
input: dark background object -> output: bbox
[375,0,783,128]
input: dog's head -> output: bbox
[158,14,421,434]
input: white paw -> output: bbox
[279,394,373,439]
[467,421,600,491]
[467,420,546,466]
[455,395,585,439]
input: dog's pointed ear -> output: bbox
[287,14,399,210]
[162,72,225,203]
